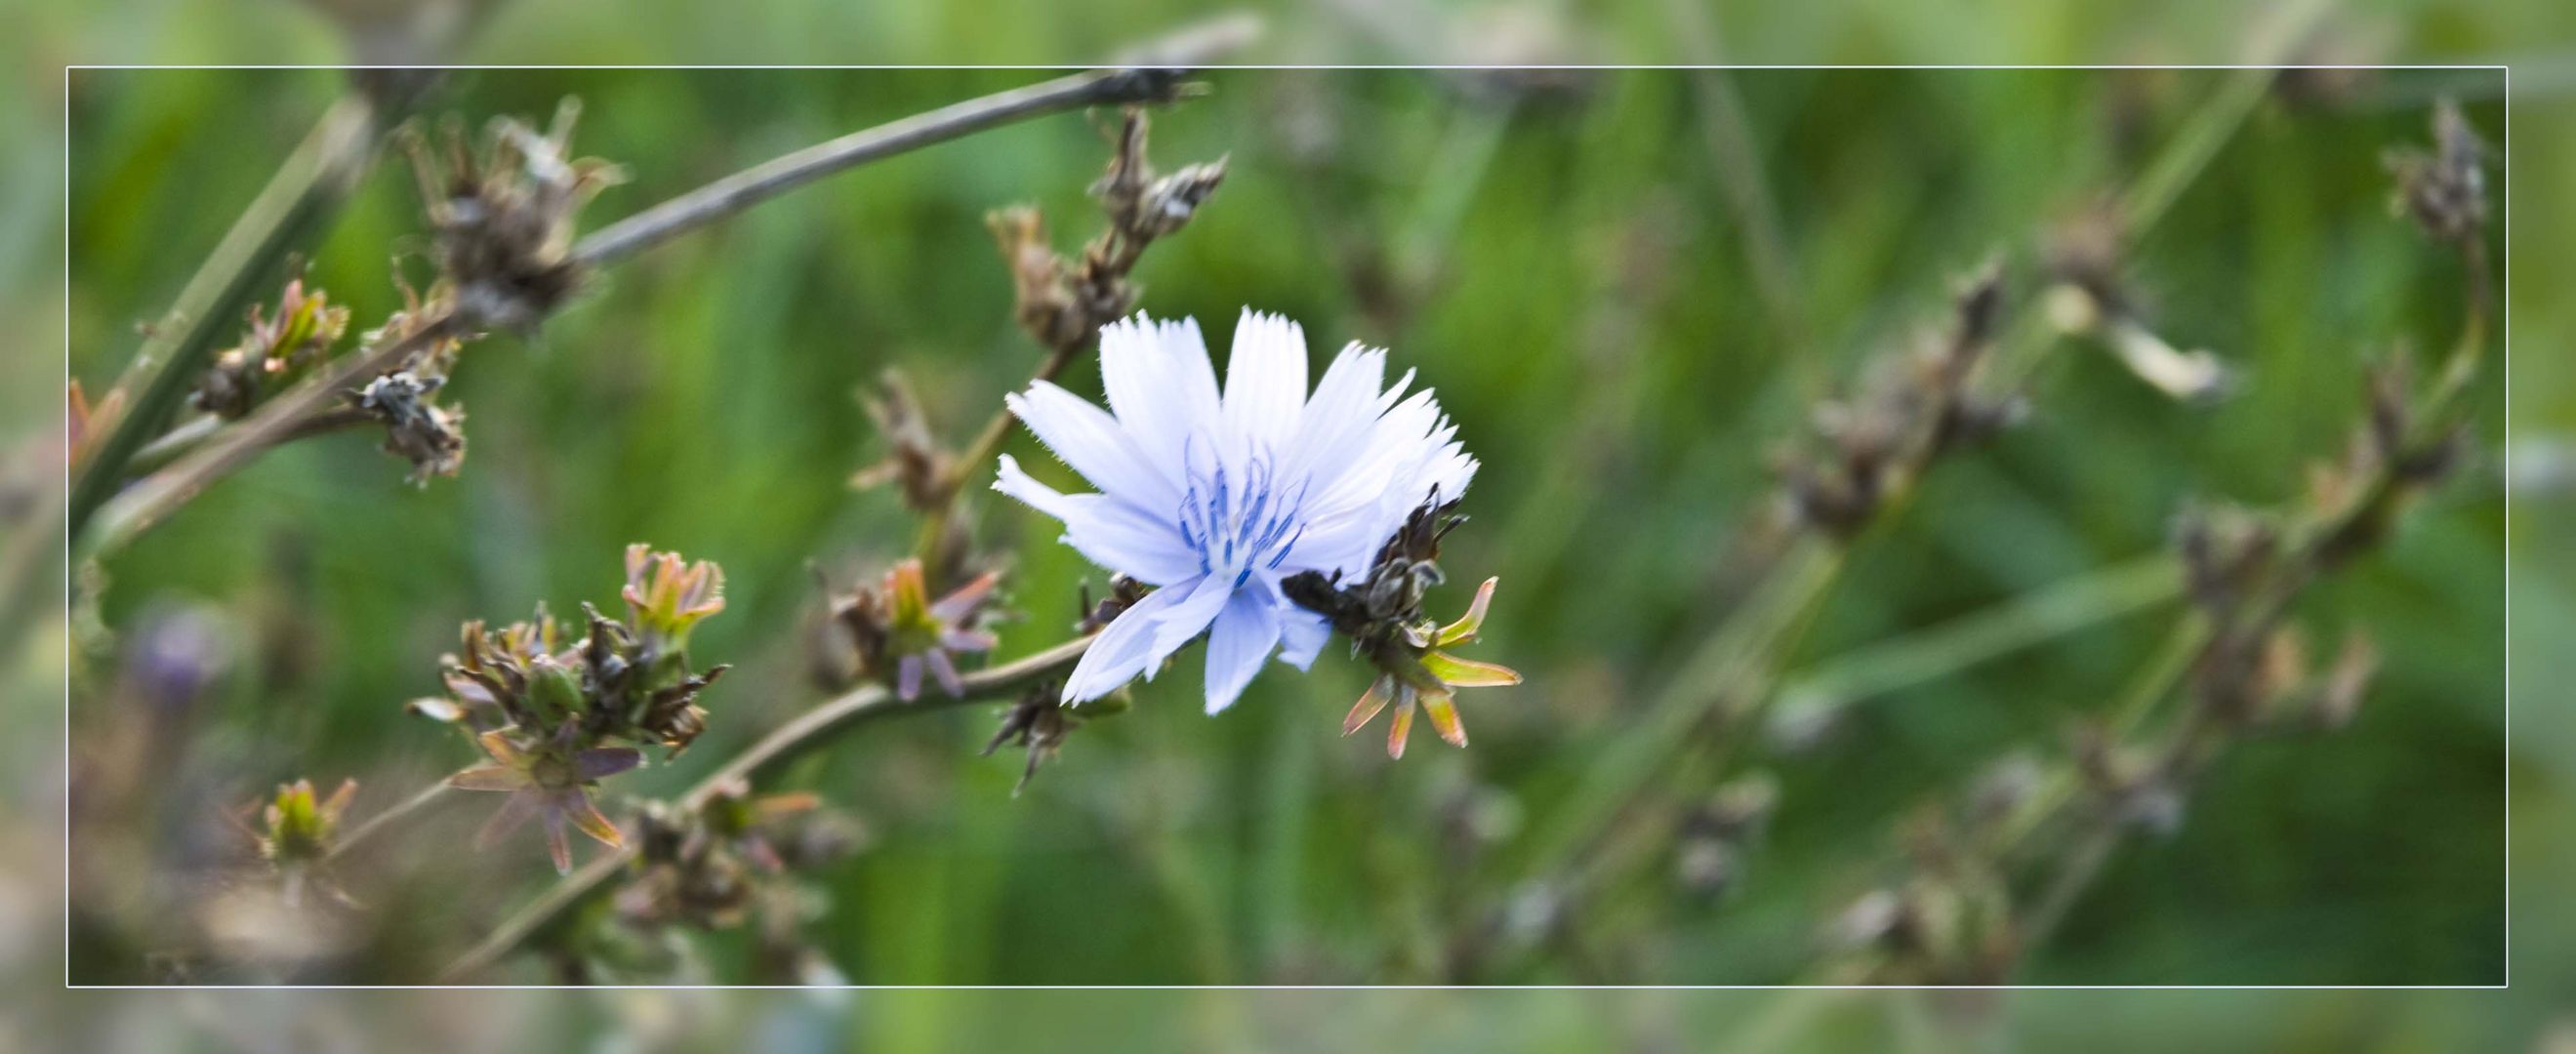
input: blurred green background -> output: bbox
[15,0,2576,1048]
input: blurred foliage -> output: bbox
[11,0,2575,1048]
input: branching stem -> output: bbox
[437,633,1093,980]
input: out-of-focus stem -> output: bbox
[66,96,384,540]
[330,778,456,863]
[1769,555,2185,742]
[568,20,1255,267]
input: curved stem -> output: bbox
[569,20,1253,267]
[437,634,1093,980]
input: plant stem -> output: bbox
[437,634,1093,980]
[1769,555,2184,740]
[125,408,374,477]
[331,778,456,863]
[569,37,1245,267]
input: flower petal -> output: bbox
[1438,578,1499,646]
[449,765,533,792]
[560,790,624,850]
[1005,381,1180,510]
[1202,589,1285,714]
[1146,571,1239,664]
[1343,675,1395,736]
[1418,687,1467,748]
[1283,341,1387,482]
[925,648,964,699]
[1101,314,1219,488]
[997,456,1201,586]
[896,655,923,702]
[1422,650,1524,688]
[929,571,1000,624]
[575,747,643,781]
[541,808,572,874]
[474,728,529,769]
[1221,309,1308,452]
[1275,608,1331,671]
[474,791,537,847]
[1061,577,1202,703]
[1386,698,1416,759]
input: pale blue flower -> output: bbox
[997,309,1478,713]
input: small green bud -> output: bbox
[528,654,586,722]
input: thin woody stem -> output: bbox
[569,42,1241,267]
[437,633,1094,980]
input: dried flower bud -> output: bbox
[195,277,352,419]
[403,98,623,333]
[849,368,953,511]
[1077,575,1150,635]
[623,544,726,658]
[2173,504,2279,614]
[990,107,1225,355]
[618,779,861,931]
[351,370,467,484]
[983,682,1095,795]
[2386,99,2488,247]
[255,777,355,866]
[427,547,732,870]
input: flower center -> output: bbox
[1176,440,1307,586]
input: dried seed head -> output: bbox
[618,783,861,931]
[2386,99,2489,247]
[403,99,623,333]
[990,107,1225,354]
[982,682,1092,795]
[425,547,732,871]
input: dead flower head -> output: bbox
[404,98,624,333]
[2386,99,2488,247]
[451,727,639,875]
[352,370,466,485]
